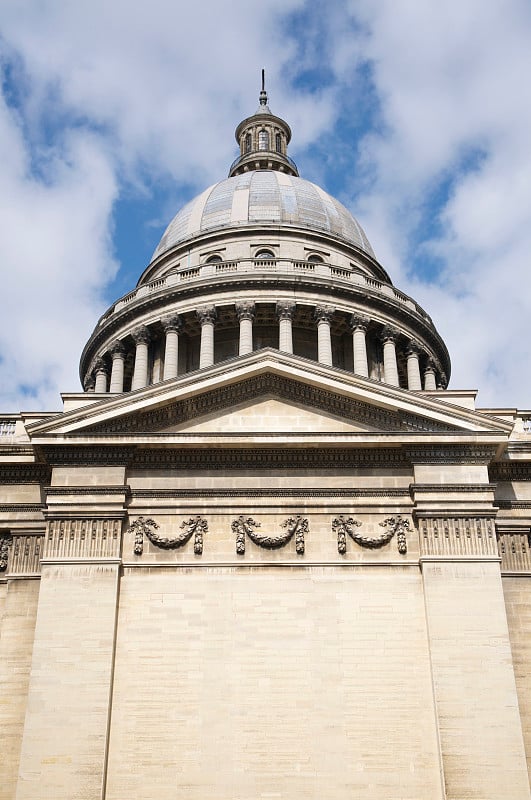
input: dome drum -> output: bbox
[81,294,448,395]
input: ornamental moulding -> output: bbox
[232,515,307,555]
[129,487,411,499]
[85,373,455,435]
[132,447,410,470]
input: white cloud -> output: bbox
[1,0,531,411]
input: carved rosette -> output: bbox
[332,515,409,553]
[232,515,307,554]
[128,516,207,555]
[0,533,13,571]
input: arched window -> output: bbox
[307,253,324,263]
[206,254,222,264]
[258,129,269,151]
[245,132,252,153]
[255,249,275,260]
[275,133,282,153]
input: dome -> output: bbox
[151,171,375,262]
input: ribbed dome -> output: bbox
[151,171,375,261]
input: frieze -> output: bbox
[45,518,122,559]
[85,373,456,435]
[405,445,498,465]
[333,515,409,554]
[44,485,131,496]
[410,483,497,494]
[0,504,45,513]
[232,515,307,555]
[129,488,411,499]
[0,463,51,484]
[490,462,531,481]
[497,530,531,571]
[419,516,497,557]
[128,515,207,556]
[132,447,410,470]
[39,446,135,466]
[8,534,44,575]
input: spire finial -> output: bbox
[259,68,268,106]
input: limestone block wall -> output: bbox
[504,577,531,779]
[0,579,40,799]
[105,566,443,800]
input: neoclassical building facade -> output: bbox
[1,85,531,800]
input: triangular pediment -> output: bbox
[26,349,513,441]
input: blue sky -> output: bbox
[1,0,531,410]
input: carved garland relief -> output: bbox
[127,514,410,557]
[333,515,409,555]
[128,516,207,556]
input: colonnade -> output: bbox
[87,302,442,394]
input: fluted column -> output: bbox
[236,302,255,356]
[109,342,126,393]
[276,301,295,354]
[197,306,216,369]
[131,326,151,391]
[406,342,422,390]
[424,361,437,390]
[162,316,181,381]
[381,327,400,387]
[314,305,334,366]
[350,315,369,378]
[93,358,108,393]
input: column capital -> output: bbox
[381,325,399,344]
[406,341,421,357]
[93,357,108,375]
[197,306,217,326]
[314,305,334,324]
[161,315,182,334]
[132,326,151,345]
[235,302,255,322]
[276,301,296,321]
[424,358,436,374]
[109,340,126,358]
[350,314,370,332]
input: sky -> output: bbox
[1,0,531,411]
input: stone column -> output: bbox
[131,326,151,391]
[406,342,422,390]
[276,301,295,354]
[381,327,400,387]
[83,375,95,393]
[162,316,181,381]
[424,361,437,390]
[236,302,255,356]
[109,342,126,393]
[197,306,216,369]
[93,358,108,393]
[314,305,334,366]
[350,315,369,378]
